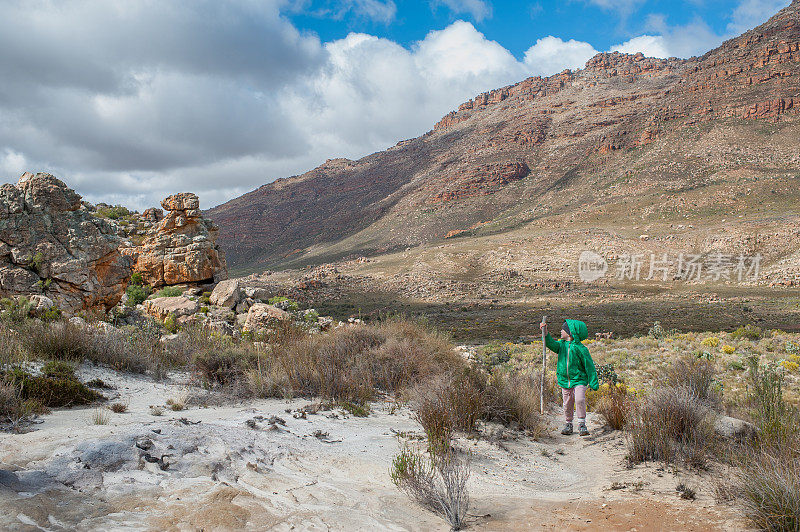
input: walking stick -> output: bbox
[540,315,547,414]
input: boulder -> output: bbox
[29,295,55,314]
[210,279,241,309]
[714,415,757,440]
[142,296,200,321]
[243,303,291,332]
[0,173,131,312]
[235,297,254,315]
[121,192,227,288]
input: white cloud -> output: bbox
[609,13,725,58]
[728,0,791,35]
[431,0,493,22]
[611,35,670,57]
[523,37,599,76]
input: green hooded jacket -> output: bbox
[545,319,599,390]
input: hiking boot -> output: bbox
[578,422,589,436]
[561,422,573,435]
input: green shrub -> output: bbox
[268,296,299,311]
[96,205,132,220]
[731,325,763,341]
[154,286,184,298]
[125,284,150,307]
[746,355,798,452]
[339,400,370,417]
[41,306,62,322]
[163,314,178,333]
[41,360,77,380]
[2,367,102,408]
[0,297,34,322]
[28,252,44,273]
[130,272,144,286]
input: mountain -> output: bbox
[209,2,800,279]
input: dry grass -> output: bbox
[236,318,461,405]
[89,408,109,425]
[736,452,800,531]
[594,384,636,430]
[109,402,128,413]
[626,385,715,467]
[483,370,550,437]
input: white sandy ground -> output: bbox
[0,364,748,531]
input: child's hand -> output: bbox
[539,322,547,332]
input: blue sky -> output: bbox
[286,0,780,58]
[0,0,790,209]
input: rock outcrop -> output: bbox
[121,193,227,288]
[0,173,131,312]
[142,296,200,323]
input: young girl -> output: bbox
[540,319,599,436]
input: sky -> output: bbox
[0,0,791,210]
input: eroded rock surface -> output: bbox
[0,173,131,312]
[122,193,227,288]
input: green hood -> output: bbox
[564,319,588,342]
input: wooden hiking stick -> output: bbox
[540,315,547,414]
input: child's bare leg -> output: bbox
[561,387,575,422]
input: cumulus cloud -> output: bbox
[523,37,599,76]
[431,0,493,22]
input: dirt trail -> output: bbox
[0,365,745,531]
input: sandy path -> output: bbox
[0,365,746,531]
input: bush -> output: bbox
[626,385,714,467]
[731,325,762,341]
[130,272,144,286]
[193,347,254,387]
[96,205,132,220]
[41,360,77,380]
[745,356,799,453]
[737,452,800,531]
[593,383,636,430]
[2,367,102,408]
[163,314,178,333]
[154,286,184,298]
[700,336,720,348]
[390,447,470,530]
[21,320,90,361]
[483,370,548,437]
[268,296,299,311]
[412,372,484,454]
[125,283,151,307]
[665,356,721,408]
[0,297,34,322]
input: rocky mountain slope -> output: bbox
[209,2,800,279]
